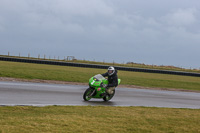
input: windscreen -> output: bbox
[94,74,105,81]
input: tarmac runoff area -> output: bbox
[0,81,200,109]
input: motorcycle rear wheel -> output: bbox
[103,90,115,101]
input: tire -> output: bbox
[103,90,115,101]
[83,88,94,101]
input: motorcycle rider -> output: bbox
[101,66,118,96]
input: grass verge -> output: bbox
[0,61,200,91]
[0,106,199,133]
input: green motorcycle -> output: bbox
[83,74,121,101]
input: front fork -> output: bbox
[88,88,96,97]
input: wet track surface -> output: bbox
[0,81,200,109]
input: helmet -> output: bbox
[108,66,115,76]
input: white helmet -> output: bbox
[108,66,115,76]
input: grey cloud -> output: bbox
[0,0,200,68]
[162,8,197,26]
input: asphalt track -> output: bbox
[0,81,200,109]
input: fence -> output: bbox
[0,56,200,77]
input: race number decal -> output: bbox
[91,80,95,85]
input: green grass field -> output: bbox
[0,60,199,133]
[0,61,200,91]
[0,106,199,133]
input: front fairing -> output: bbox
[89,75,108,98]
[89,77,102,87]
[89,74,108,87]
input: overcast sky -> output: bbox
[0,0,200,68]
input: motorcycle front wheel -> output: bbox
[83,88,94,101]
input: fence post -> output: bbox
[44,55,46,59]
[8,52,10,56]
[38,54,40,59]
[28,53,30,58]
